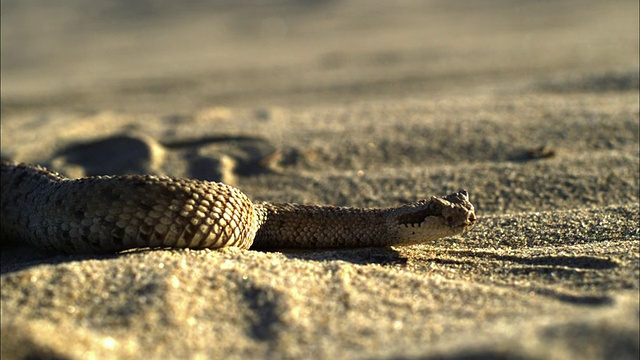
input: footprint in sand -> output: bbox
[51,134,166,178]
[52,133,282,184]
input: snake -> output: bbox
[0,161,476,254]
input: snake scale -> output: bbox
[0,161,476,254]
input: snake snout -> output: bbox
[445,207,476,232]
[464,211,477,230]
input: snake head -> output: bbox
[389,190,476,245]
[439,189,476,231]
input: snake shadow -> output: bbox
[0,243,407,275]
[274,246,408,266]
[0,243,122,275]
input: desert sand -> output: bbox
[1,1,638,359]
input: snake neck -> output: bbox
[251,202,390,249]
[251,190,476,250]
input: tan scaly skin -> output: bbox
[1,161,476,254]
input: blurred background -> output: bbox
[1,0,638,115]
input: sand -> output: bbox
[1,1,638,359]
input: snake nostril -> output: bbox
[468,213,477,224]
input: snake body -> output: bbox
[0,161,476,254]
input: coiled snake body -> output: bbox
[0,161,476,254]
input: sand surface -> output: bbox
[1,1,639,359]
